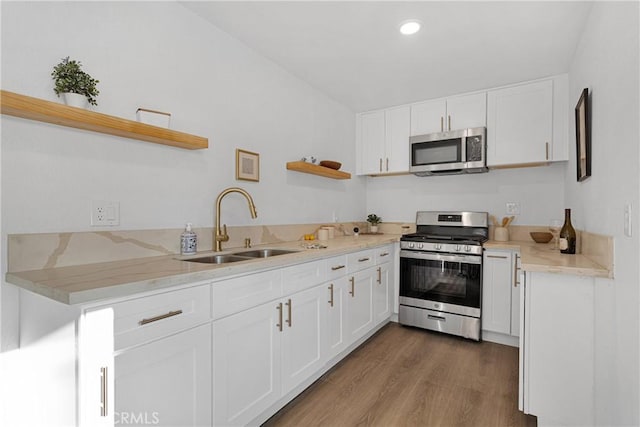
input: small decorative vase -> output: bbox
[62,92,88,108]
[370,225,378,234]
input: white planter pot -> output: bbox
[370,225,378,233]
[62,92,88,109]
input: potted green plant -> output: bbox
[366,214,382,233]
[51,56,99,108]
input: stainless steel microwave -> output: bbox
[409,127,487,176]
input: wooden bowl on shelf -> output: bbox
[319,160,341,170]
[530,232,554,243]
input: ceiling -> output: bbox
[181,1,593,112]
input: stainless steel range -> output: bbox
[399,211,488,341]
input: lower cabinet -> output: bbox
[212,284,327,426]
[346,269,375,343]
[482,249,520,340]
[373,261,391,324]
[327,276,349,360]
[115,324,212,427]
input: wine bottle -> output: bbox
[559,209,576,254]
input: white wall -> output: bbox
[566,2,639,425]
[0,1,365,234]
[366,163,566,225]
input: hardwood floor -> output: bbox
[264,323,536,427]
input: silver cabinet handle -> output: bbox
[349,277,355,297]
[514,254,521,287]
[546,142,550,160]
[358,257,370,262]
[285,298,292,327]
[379,252,389,257]
[139,309,183,325]
[328,284,334,307]
[379,158,382,172]
[377,267,382,284]
[428,314,446,322]
[448,115,451,131]
[331,265,345,271]
[440,116,444,132]
[276,302,283,331]
[487,255,508,259]
[100,367,108,417]
[386,158,389,171]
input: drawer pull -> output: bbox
[358,257,370,262]
[285,298,292,328]
[331,265,346,271]
[100,367,108,417]
[139,309,183,326]
[428,314,446,322]
[349,277,355,297]
[487,255,508,259]
[379,252,389,257]
[377,267,382,284]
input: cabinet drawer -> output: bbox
[212,270,282,320]
[111,285,211,351]
[326,255,348,280]
[282,259,326,295]
[374,245,394,264]
[347,250,375,273]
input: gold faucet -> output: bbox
[214,187,258,252]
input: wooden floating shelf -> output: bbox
[286,161,351,180]
[0,90,208,150]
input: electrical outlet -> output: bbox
[506,202,520,215]
[91,201,120,226]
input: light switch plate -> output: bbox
[91,200,120,226]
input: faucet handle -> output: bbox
[216,224,230,242]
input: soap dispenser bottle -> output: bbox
[181,223,197,255]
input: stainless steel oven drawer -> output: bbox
[399,304,480,341]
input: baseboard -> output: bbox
[482,330,519,347]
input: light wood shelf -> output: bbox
[286,161,351,180]
[0,90,208,150]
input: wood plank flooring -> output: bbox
[264,323,537,427]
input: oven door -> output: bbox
[399,250,482,317]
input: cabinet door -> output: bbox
[359,111,386,174]
[212,302,281,426]
[327,277,349,360]
[446,92,487,131]
[280,285,327,395]
[373,262,391,325]
[487,80,553,166]
[115,324,212,427]
[384,105,410,173]
[482,251,513,335]
[346,269,374,343]
[410,98,446,135]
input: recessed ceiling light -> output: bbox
[399,20,421,35]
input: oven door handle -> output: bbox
[399,250,482,265]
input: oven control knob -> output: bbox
[417,243,424,249]
[434,243,441,250]
[455,245,462,252]
[464,245,471,252]
[409,242,415,248]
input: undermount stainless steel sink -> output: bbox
[182,254,250,264]
[233,249,299,258]
[181,248,298,264]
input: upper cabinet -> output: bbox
[355,74,568,176]
[487,75,568,167]
[356,105,410,175]
[410,92,487,136]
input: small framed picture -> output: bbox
[236,149,260,182]
[575,88,591,182]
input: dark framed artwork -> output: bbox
[575,88,591,182]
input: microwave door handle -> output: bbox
[460,135,467,163]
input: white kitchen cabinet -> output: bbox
[212,300,282,426]
[280,285,327,395]
[346,269,375,343]
[327,276,349,360]
[482,250,514,335]
[520,271,595,426]
[115,324,212,427]
[410,92,486,135]
[357,106,410,175]
[487,79,553,166]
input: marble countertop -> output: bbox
[6,235,400,305]
[485,240,612,279]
